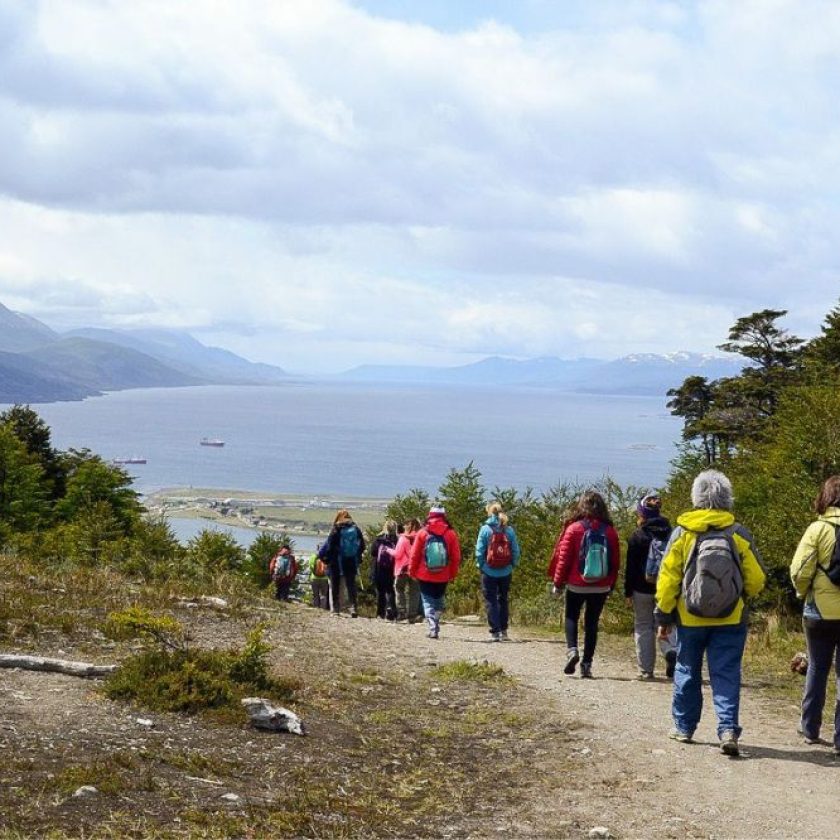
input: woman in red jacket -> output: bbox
[549,490,621,678]
[409,506,461,639]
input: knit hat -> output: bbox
[429,505,446,516]
[636,493,661,520]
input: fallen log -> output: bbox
[0,654,117,678]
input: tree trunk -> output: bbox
[0,654,117,678]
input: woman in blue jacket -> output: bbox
[475,502,521,641]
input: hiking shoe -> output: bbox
[669,729,693,743]
[427,629,439,640]
[491,632,501,642]
[720,731,740,756]
[564,648,580,675]
[350,610,358,618]
[499,631,510,641]
[580,662,593,679]
[665,650,677,679]
[797,726,821,745]
[637,671,654,681]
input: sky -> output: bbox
[0,0,838,374]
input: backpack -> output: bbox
[424,532,450,571]
[486,524,512,569]
[644,535,669,584]
[272,552,294,583]
[682,527,743,618]
[578,519,611,583]
[817,523,840,586]
[339,526,361,559]
[376,541,395,572]
[313,556,327,578]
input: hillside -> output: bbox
[25,337,204,391]
[67,327,289,385]
[0,302,58,353]
[1,559,834,838]
[0,350,97,402]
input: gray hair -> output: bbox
[691,469,733,511]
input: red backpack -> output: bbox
[486,525,512,569]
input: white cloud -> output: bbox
[0,0,837,370]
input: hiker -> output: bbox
[320,509,366,617]
[475,502,521,641]
[269,545,297,602]
[549,490,621,678]
[790,475,840,755]
[625,493,677,680]
[309,545,330,610]
[409,506,461,639]
[655,469,766,756]
[394,517,422,623]
[369,520,399,620]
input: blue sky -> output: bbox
[0,0,837,373]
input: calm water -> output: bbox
[14,383,681,497]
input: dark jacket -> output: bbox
[624,515,672,597]
[369,533,398,583]
[321,521,366,573]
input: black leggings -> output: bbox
[565,590,608,664]
[328,559,358,612]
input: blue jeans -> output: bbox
[801,619,840,747]
[482,573,511,635]
[673,623,747,739]
[419,581,447,634]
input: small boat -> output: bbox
[200,438,225,447]
[113,457,147,465]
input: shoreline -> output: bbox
[146,486,389,538]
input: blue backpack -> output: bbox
[424,532,449,570]
[644,535,669,583]
[339,526,361,559]
[578,519,611,583]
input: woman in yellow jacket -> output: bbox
[790,475,840,754]
[655,469,766,756]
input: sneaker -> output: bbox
[720,730,739,756]
[637,671,654,681]
[499,631,510,641]
[427,629,439,640]
[490,632,501,642]
[564,648,580,675]
[669,729,693,743]
[797,725,821,745]
[350,610,358,618]
[580,662,593,679]
[665,650,677,679]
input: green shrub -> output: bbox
[103,626,299,714]
[433,660,511,683]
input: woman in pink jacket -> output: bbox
[393,517,422,623]
[549,490,621,678]
[409,506,461,639]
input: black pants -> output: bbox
[328,558,358,613]
[801,618,840,746]
[565,590,608,664]
[374,572,397,619]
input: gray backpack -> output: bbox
[682,526,743,618]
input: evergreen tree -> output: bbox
[803,299,840,373]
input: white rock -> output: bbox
[589,828,612,840]
[135,718,154,728]
[220,792,241,802]
[73,785,98,798]
[241,697,305,736]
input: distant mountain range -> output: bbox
[0,302,289,404]
[342,352,747,396]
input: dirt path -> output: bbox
[331,611,839,839]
